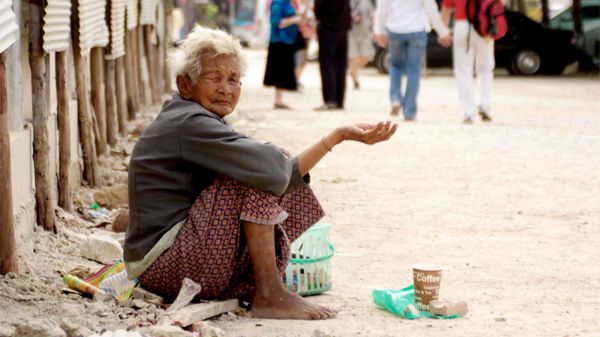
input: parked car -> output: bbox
[373,10,579,75]
[232,0,270,48]
[548,0,600,67]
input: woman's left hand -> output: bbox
[338,121,398,145]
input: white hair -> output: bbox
[168,25,248,82]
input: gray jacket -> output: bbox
[124,95,308,261]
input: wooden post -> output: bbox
[155,42,163,97]
[90,47,107,155]
[0,52,18,274]
[163,2,172,93]
[124,29,139,119]
[135,26,147,110]
[29,1,57,232]
[72,2,99,187]
[104,58,117,147]
[143,25,159,104]
[115,57,128,135]
[56,51,72,212]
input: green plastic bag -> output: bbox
[372,285,460,319]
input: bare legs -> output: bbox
[243,221,336,320]
[274,89,290,109]
[349,56,370,89]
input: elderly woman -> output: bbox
[124,26,397,320]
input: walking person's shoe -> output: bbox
[390,103,401,116]
[478,107,492,122]
[274,102,292,110]
[404,115,416,122]
[462,116,474,124]
[313,103,341,111]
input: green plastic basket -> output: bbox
[283,223,334,296]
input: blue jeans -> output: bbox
[388,31,427,118]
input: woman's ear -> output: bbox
[176,75,192,99]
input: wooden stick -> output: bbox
[90,47,107,155]
[71,3,99,187]
[164,300,239,327]
[29,1,57,231]
[124,30,138,120]
[163,3,172,93]
[56,51,72,212]
[143,25,159,104]
[115,57,127,135]
[104,58,117,147]
[135,26,147,110]
[0,52,18,274]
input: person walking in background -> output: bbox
[441,0,495,123]
[375,0,452,120]
[263,0,304,109]
[314,0,352,111]
[292,0,316,88]
[348,0,375,90]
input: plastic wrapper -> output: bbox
[166,278,202,313]
[63,259,138,301]
[99,270,138,301]
[372,285,461,320]
[63,274,104,295]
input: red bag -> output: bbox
[466,0,507,40]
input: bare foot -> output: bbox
[251,285,337,320]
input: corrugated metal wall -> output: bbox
[139,0,157,26]
[107,0,126,59]
[78,0,109,55]
[0,0,19,53]
[43,0,71,53]
[125,0,138,31]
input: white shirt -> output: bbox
[374,0,450,37]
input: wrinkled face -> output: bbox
[177,54,241,118]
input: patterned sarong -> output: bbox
[138,175,325,302]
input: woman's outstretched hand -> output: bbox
[338,121,398,145]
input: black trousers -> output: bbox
[317,26,348,108]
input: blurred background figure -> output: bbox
[314,0,352,110]
[348,0,376,90]
[292,0,317,89]
[263,0,304,109]
[375,0,451,120]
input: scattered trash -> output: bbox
[372,285,466,319]
[88,209,111,220]
[411,263,444,311]
[99,270,138,301]
[63,274,104,296]
[429,300,468,317]
[63,260,138,302]
[166,278,202,313]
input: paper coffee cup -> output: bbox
[412,263,444,311]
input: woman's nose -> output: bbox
[218,80,233,95]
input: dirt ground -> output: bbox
[1,49,599,337]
